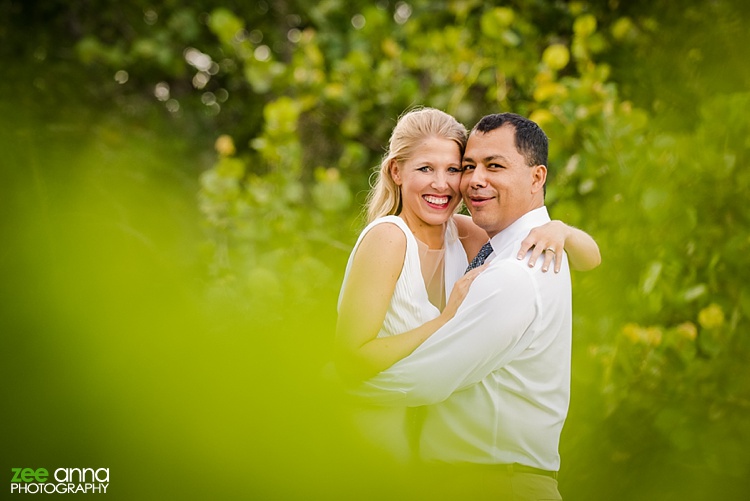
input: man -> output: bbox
[354,113,570,500]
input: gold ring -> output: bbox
[545,247,555,254]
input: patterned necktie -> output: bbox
[465,242,493,273]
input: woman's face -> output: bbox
[391,136,463,228]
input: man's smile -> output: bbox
[466,193,495,208]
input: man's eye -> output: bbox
[489,163,504,169]
[462,165,475,171]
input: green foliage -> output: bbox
[586,90,750,485]
[5,0,750,498]
[192,3,632,295]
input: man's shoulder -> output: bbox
[486,253,569,293]
[490,254,537,276]
[479,257,537,296]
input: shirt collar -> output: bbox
[488,206,551,259]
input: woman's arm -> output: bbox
[336,222,482,382]
[454,213,489,259]
[516,220,601,272]
[456,213,601,273]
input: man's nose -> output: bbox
[470,165,488,187]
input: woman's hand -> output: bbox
[517,220,602,272]
[516,221,568,273]
[442,263,487,319]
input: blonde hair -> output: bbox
[365,107,467,223]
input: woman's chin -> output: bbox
[421,211,454,226]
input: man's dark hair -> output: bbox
[472,113,548,168]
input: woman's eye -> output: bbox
[417,166,431,172]
[448,167,462,173]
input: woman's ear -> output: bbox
[389,159,402,186]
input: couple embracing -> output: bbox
[335,108,601,500]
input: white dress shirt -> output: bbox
[353,207,572,471]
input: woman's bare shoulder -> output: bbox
[354,221,407,263]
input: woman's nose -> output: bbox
[432,172,448,190]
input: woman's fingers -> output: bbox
[517,235,535,261]
[527,244,545,269]
[459,263,487,290]
[541,247,555,273]
[552,248,562,273]
[518,221,568,272]
[519,242,561,273]
[466,262,488,279]
[445,264,487,317]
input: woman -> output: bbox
[335,107,599,458]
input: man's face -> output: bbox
[460,125,546,237]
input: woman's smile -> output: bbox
[423,194,452,209]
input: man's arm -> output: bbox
[351,260,539,406]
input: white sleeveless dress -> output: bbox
[337,215,468,460]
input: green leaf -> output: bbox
[208,8,244,46]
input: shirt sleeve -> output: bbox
[351,259,540,406]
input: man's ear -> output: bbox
[531,164,547,194]
[389,159,402,186]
